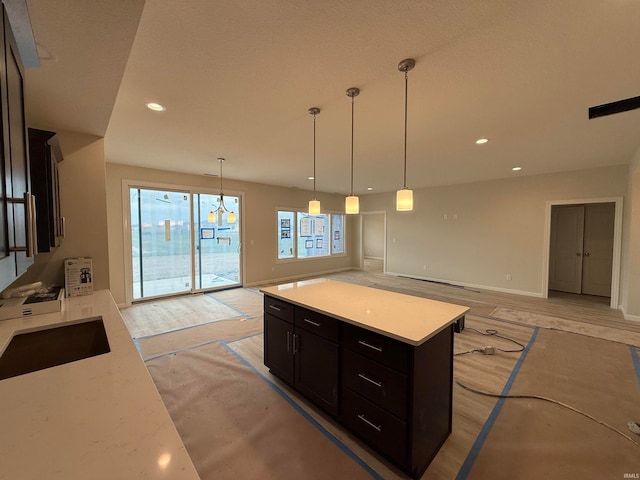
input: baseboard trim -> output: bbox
[385,271,546,298]
[245,267,353,288]
[620,306,640,322]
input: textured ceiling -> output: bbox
[24,0,640,195]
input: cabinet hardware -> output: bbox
[268,304,282,311]
[357,414,382,432]
[286,331,292,353]
[292,334,299,355]
[9,193,39,257]
[576,252,582,256]
[303,318,321,327]
[26,193,38,257]
[358,340,383,352]
[584,252,590,256]
[358,373,382,388]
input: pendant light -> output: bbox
[345,87,360,215]
[208,157,236,225]
[396,58,416,212]
[308,107,321,215]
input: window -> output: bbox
[277,210,345,260]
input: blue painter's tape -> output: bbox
[204,292,247,317]
[242,287,263,297]
[143,338,223,363]
[221,340,385,480]
[630,345,640,391]
[455,327,540,480]
[132,337,143,358]
[134,314,245,341]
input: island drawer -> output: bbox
[343,323,409,373]
[342,348,408,420]
[341,387,407,466]
[295,307,339,342]
[264,296,294,323]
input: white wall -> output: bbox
[622,148,640,319]
[15,131,110,290]
[105,163,357,306]
[361,165,629,300]
[362,213,384,258]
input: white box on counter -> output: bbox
[64,257,93,297]
[0,286,64,321]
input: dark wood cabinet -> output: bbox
[340,322,453,478]
[0,5,34,291]
[28,128,64,252]
[263,293,456,479]
[264,312,294,384]
[263,296,339,416]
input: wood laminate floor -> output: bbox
[127,269,640,479]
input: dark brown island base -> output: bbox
[261,278,469,479]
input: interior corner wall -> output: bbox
[105,163,355,306]
[15,131,110,291]
[622,150,640,319]
[360,165,629,299]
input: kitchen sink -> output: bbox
[0,318,110,380]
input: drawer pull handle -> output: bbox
[292,333,299,355]
[357,414,382,432]
[358,373,382,388]
[286,331,292,353]
[358,340,383,352]
[303,318,321,327]
[268,304,282,312]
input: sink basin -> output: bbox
[0,318,110,380]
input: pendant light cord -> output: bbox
[350,95,355,196]
[403,69,408,189]
[218,157,227,212]
[313,112,317,197]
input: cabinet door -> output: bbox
[28,129,63,252]
[0,7,16,291]
[263,313,294,384]
[4,7,32,276]
[295,327,339,416]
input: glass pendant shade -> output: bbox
[309,199,321,216]
[396,188,413,211]
[345,195,359,214]
[227,211,237,224]
[208,211,216,223]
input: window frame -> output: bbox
[276,208,346,262]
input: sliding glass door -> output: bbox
[129,187,241,301]
[194,193,241,290]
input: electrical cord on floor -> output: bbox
[454,378,640,449]
[454,327,525,356]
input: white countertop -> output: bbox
[260,278,469,346]
[0,290,200,480]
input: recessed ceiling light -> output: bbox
[367,187,373,191]
[308,176,314,180]
[475,138,489,144]
[146,102,166,112]
[512,166,522,171]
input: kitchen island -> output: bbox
[261,278,469,479]
[0,290,199,480]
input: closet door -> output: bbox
[581,203,614,296]
[549,205,584,294]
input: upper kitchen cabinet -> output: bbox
[28,128,64,252]
[0,4,36,291]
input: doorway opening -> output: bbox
[543,197,622,309]
[360,212,385,273]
